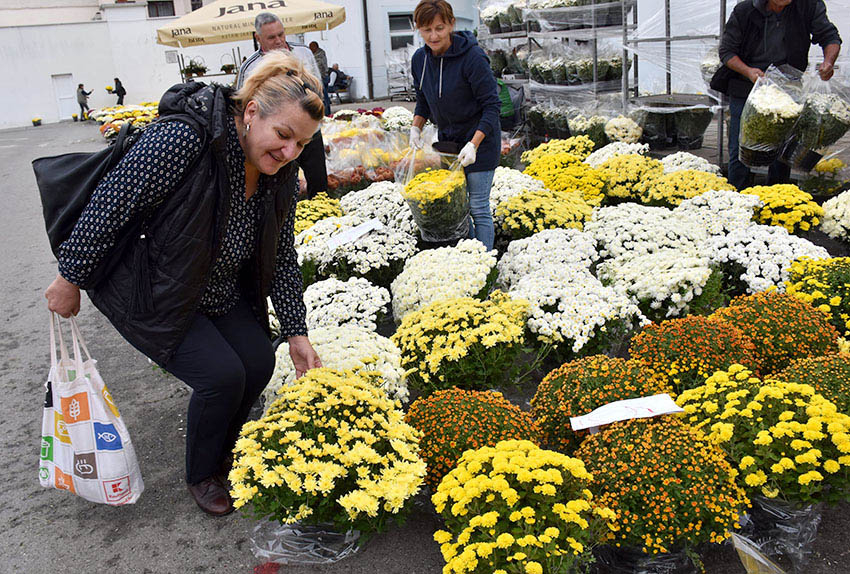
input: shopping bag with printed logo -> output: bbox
[39,313,144,505]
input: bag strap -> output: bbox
[68,316,93,362]
[49,312,72,376]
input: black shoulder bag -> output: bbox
[33,122,139,257]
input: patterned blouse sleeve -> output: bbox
[58,121,203,288]
[270,177,308,338]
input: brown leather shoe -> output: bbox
[187,477,234,516]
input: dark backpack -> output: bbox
[32,123,141,286]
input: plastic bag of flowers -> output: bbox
[799,157,849,199]
[522,153,607,206]
[780,70,850,171]
[785,257,850,337]
[712,291,839,375]
[404,388,538,491]
[264,325,408,407]
[495,188,593,240]
[530,355,670,452]
[390,239,497,321]
[296,215,418,289]
[739,65,803,167]
[431,439,618,574]
[508,268,646,361]
[628,315,759,394]
[391,291,528,395]
[706,224,828,295]
[676,364,850,571]
[399,161,470,243]
[232,368,426,565]
[574,417,749,574]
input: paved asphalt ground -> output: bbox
[2,120,849,574]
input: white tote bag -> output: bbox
[39,314,144,505]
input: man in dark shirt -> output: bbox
[716,0,840,190]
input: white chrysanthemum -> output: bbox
[339,180,417,236]
[497,228,598,289]
[585,203,710,260]
[508,267,647,352]
[749,84,803,119]
[604,116,643,144]
[584,141,649,168]
[597,248,715,318]
[390,239,497,321]
[674,189,763,237]
[381,106,415,131]
[569,114,608,134]
[489,166,547,217]
[264,325,407,407]
[707,224,829,293]
[661,151,722,175]
[304,277,390,331]
[821,190,850,240]
[297,215,418,280]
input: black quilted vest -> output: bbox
[88,82,296,366]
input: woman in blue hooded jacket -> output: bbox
[409,0,502,250]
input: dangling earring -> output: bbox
[243,123,251,138]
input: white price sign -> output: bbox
[569,394,683,433]
[325,219,384,251]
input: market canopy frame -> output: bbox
[156,0,345,48]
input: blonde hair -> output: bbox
[233,51,324,121]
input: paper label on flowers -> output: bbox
[570,394,683,432]
[326,219,384,250]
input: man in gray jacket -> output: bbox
[237,12,327,198]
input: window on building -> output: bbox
[190,0,203,10]
[148,0,175,18]
[388,13,415,51]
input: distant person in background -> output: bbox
[309,41,331,115]
[238,12,328,198]
[327,64,350,93]
[76,84,92,119]
[110,78,126,105]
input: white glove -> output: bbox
[409,126,423,149]
[458,142,477,167]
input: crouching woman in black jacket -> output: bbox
[45,52,324,516]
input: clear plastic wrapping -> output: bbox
[528,41,628,88]
[630,94,717,150]
[739,65,804,168]
[593,545,699,574]
[737,496,823,573]
[780,70,850,171]
[396,152,470,242]
[523,0,635,33]
[250,520,360,566]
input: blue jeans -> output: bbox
[466,169,495,250]
[729,95,791,190]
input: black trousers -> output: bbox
[298,130,328,198]
[164,298,274,484]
